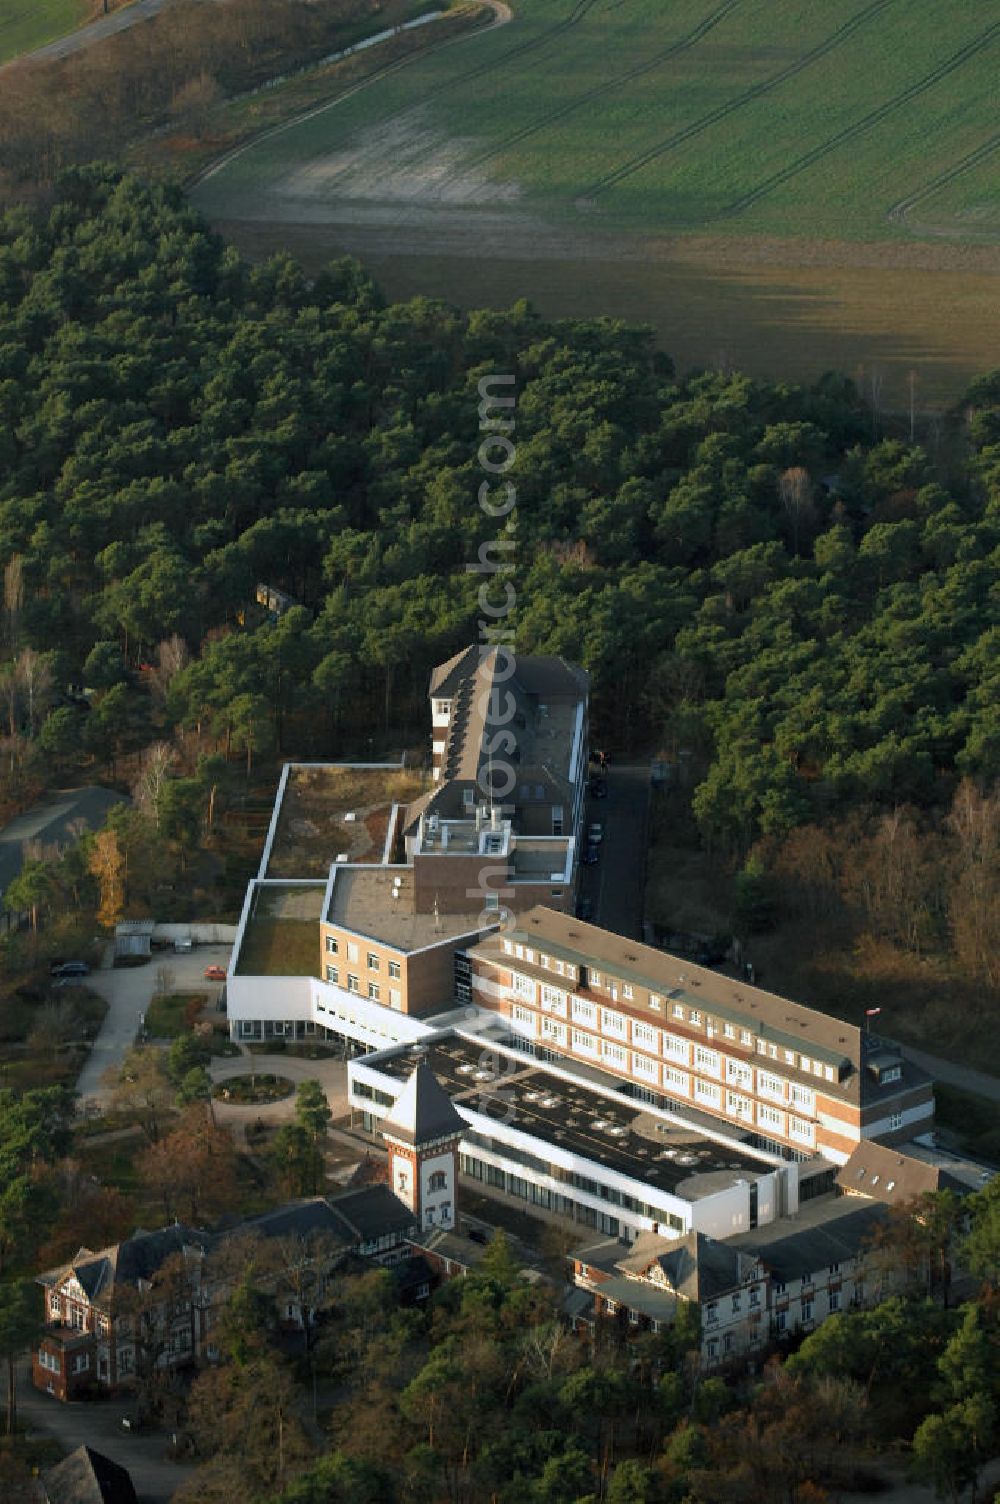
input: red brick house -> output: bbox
[34,1224,209,1400]
[33,1184,418,1401]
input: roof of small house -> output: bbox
[43,1445,138,1504]
[836,1140,969,1204]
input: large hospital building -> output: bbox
[224,645,948,1253]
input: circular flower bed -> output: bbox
[213,1073,294,1105]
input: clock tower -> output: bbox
[380,1060,465,1232]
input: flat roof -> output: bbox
[326,866,490,954]
[264,764,428,879]
[364,1034,773,1202]
[234,883,325,977]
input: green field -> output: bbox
[195,0,1000,241]
[191,0,1000,402]
[0,0,89,64]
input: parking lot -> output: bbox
[577,765,650,941]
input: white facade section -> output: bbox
[864,1100,934,1140]
[420,1150,455,1230]
[227,970,429,1051]
[350,1035,796,1244]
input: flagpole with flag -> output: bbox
[864,1006,881,1034]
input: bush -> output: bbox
[213,1073,294,1104]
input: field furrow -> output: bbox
[581,0,900,199]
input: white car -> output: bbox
[588,822,604,845]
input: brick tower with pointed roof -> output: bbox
[380,1060,465,1232]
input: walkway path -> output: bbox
[209,1050,350,1142]
[76,943,231,1105]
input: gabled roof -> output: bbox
[221,1186,416,1248]
[617,1230,748,1303]
[380,1061,466,1147]
[427,647,588,787]
[44,1445,138,1504]
[331,1184,418,1242]
[428,645,480,698]
[39,1225,209,1304]
[728,1198,889,1283]
[836,1141,968,1204]
[408,1227,491,1267]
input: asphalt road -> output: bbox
[7,0,218,68]
[897,1044,1000,1104]
[579,765,650,942]
[17,1361,194,1504]
[76,944,231,1104]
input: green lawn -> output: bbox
[144,990,208,1038]
[0,0,90,65]
[194,0,1000,243]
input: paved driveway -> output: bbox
[210,1051,350,1135]
[17,1361,194,1504]
[581,765,650,941]
[5,0,219,69]
[76,945,232,1105]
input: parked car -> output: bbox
[588,822,604,845]
[50,960,90,978]
[174,937,193,953]
[582,844,600,866]
[204,964,226,981]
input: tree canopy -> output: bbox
[1,166,998,860]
